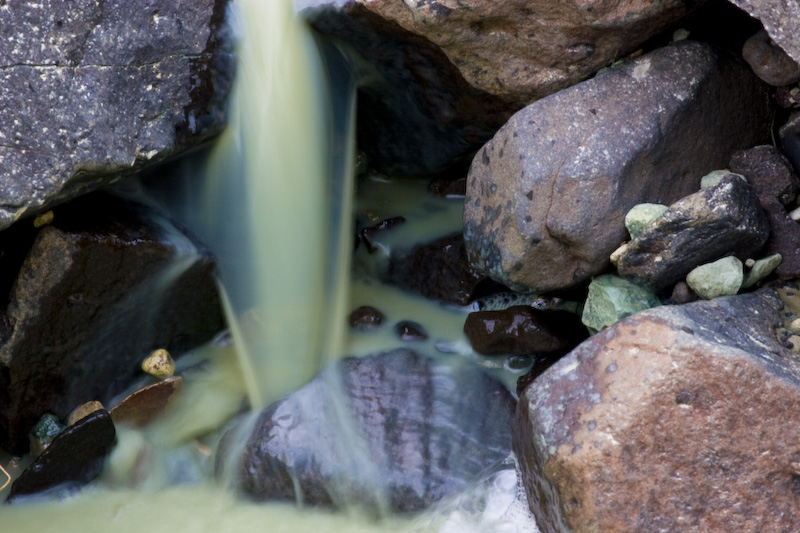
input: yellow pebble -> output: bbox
[791,318,800,334]
[141,348,175,379]
[66,400,105,426]
[33,210,54,228]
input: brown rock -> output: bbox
[729,145,800,207]
[464,306,586,356]
[0,191,224,454]
[306,0,703,175]
[7,409,116,502]
[742,30,800,86]
[780,112,800,176]
[395,321,428,342]
[514,288,800,532]
[109,376,183,427]
[728,0,800,65]
[348,305,385,330]
[465,41,771,293]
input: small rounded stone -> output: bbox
[349,305,385,331]
[791,318,800,334]
[66,400,104,426]
[141,348,175,379]
[395,320,428,341]
[33,210,54,228]
[686,256,743,300]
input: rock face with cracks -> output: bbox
[514,288,800,532]
[464,40,771,294]
[0,0,233,229]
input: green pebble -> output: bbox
[686,256,743,299]
[625,203,668,239]
[31,413,65,440]
[581,274,661,334]
[742,253,782,289]
[699,170,747,189]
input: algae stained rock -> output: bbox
[464,40,771,294]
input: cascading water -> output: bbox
[3,0,539,530]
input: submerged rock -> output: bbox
[514,288,800,531]
[385,233,500,306]
[0,0,234,229]
[7,409,116,502]
[0,191,224,454]
[235,349,516,513]
[464,41,771,294]
[464,306,586,357]
[616,175,769,291]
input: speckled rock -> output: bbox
[0,0,233,229]
[514,288,800,532]
[304,0,706,175]
[464,41,771,293]
[742,29,800,86]
[0,191,224,454]
[616,175,770,291]
[728,0,800,65]
[235,349,516,513]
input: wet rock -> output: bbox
[236,349,516,513]
[348,305,385,331]
[730,145,800,278]
[514,288,800,532]
[385,233,499,306]
[109,376,183,427]
[0,191,225,454]
[395,321,427,342]
[616,175,770,291]
[0,0,233,229]
[304,0,702,176]
[7,409,116,502]
[742,30,800,86]
[464,41,771,293]
[728,0,800,65]
[685,256,743,299]
[66,401,105,427]
[580,275,661,333]
[28,414,65,457]
[358,216,405,254]
[464,306,586,357]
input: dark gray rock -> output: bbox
[464,41,771,294]
[385,233,501,306]
[742,29,800,86]
[0,0,233,229]
[514,287,800,532]
[464,307,587,356]
[236,349,516,513]
[0,191,224,453]
[730,145,800,279]
[304,0,703,176]
[615,175,770,291]
[780,112,800,176]
[7,409,116,502]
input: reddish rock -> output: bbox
[395,321,427,342]
[742,30,800,86]
[348,305,385,330]
[109,376,183,427]
[514,288,800,532]
[728,0,800,65]
[464,306,586,356]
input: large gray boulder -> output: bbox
[0,0,233,230]
[305,0,706,175]
[464,40,771,294]
[515,286,800,532]
[235,349,516,513]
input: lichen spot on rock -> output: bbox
[141,348,175,379]
[633,58,651,79]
